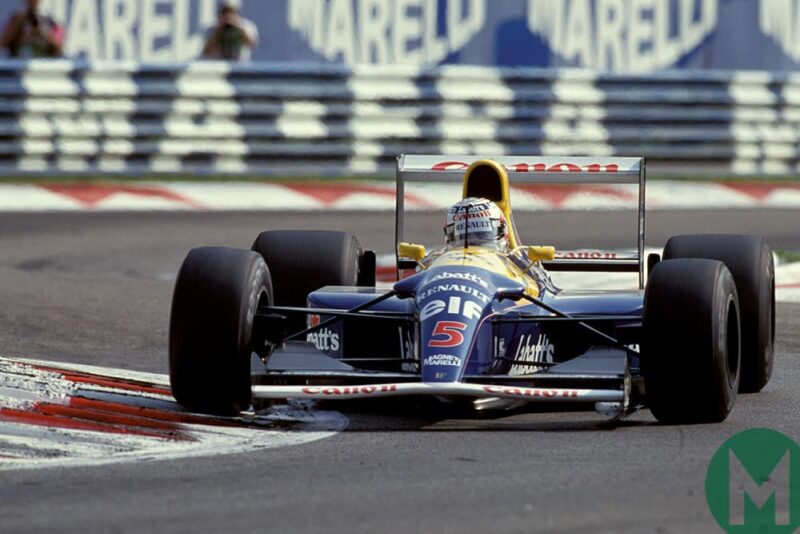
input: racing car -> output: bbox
[168,155,775,424]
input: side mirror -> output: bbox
[528,246,556,262]
[647,252,661,276]
[495,286,526,301]
[398,242,426,261]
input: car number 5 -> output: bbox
[428,321,467,348]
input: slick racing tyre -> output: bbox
[252,230,362,333]
[169,247,272,415]
[642,259,741,424]
[663,234,775,393]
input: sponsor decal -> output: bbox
[38,0,223,61]
[307,327,340,352]
[432,161,620,172]
[400,327,418,373]
[287,0,486,65]
[301,384,398,395]
[423,354,463,367]
[448,199,492,216]
[509,333,555,375]
[451,226,490,243]
[453,219,492,234]
[482,386,580,398]
[427,271,490,288]
[527,0,718,72]
[420,296,483,321]
[418,283,491,304]
[428,320,467,348]
[495,336,507,358]
[555,250,619,260]
[761,0,800,61]
[450,209,492,221]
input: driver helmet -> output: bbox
[444,197,509,251]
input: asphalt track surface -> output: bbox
[0,209,798,533]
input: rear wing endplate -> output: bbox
[395,155,647,288]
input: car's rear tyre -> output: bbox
[252,230,361,333]
[169,247,271,415]
[663,234,774,392]
[642,259,741,424]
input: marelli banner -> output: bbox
[0,0,799,71]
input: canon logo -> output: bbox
[556,251,619,260]
[482,386,580,398]
[301,385,398,396]
[432,161,620,173]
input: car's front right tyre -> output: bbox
[169,247,272,415]
[663,234,775,393]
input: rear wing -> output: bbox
[395,155,647,288]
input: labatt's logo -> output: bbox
[509,333,554,375]
[427,271,490,289]
[308,328,340,351]
[287,0,486,64]
[527,0,718,72]
[307,315,340,352]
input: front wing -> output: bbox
[252,381,623,402]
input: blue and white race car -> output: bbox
[168,155,775,423]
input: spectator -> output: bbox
[0,0,64,58]
[202,2,258,62]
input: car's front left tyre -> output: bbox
[642,258,741,424]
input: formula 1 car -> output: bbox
[168,155,775,423]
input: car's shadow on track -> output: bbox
[290,398,660,433]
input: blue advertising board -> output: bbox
[0,0,798,71]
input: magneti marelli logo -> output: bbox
[706,428,800,533]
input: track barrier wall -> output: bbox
[2,60,800,177]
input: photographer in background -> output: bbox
[0,0,64,58]
[202,2,258,62]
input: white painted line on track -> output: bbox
[1,181,799,212]
[0,357,347,471]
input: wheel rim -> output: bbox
[725,296,740,387]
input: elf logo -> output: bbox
[509,334,554,375]
[419,296,483,321]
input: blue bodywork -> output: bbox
[305,262,643,383]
